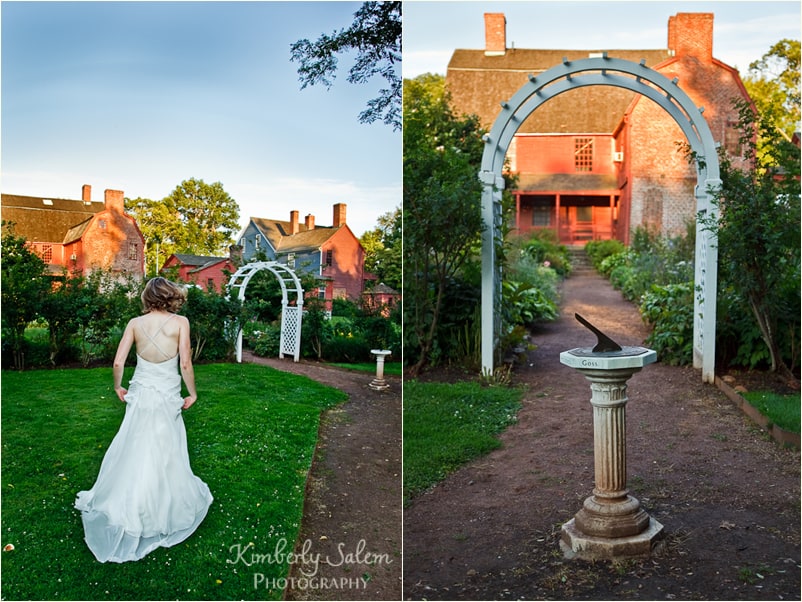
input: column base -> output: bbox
[574,494,650,537]
[369,379,389,391]
[560,517,664,560]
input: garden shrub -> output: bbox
[716,286,779,371]
[593,219,798,375]
[505,237,562,325]
[249,323,282,358]
[300,300,327,359]
[432,276,482,367]
[332,297,361,320]
[182,286,244,361]
[322,332,372,363]
[585,239,626,270]
[502,278,558,326]
[609,264,633,293]
[359,315,401,355]
[518,230,572,277]
[598,251,631,277]
[12,327,51,369]
[640,283,694,365]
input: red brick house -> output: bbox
[1,185,145,279]
[362,282,401,317]
[237,203,368,309]
[446,12,752,244]
[161,247,241,292]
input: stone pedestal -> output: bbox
[558,347,663,560]
[369,349,392,391]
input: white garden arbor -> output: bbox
[228,261,304,362]
[480,55,720,382]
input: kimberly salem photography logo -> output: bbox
[227,537,392,590]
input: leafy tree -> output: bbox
[743,39,800,146]
[126,196,177,275]
[361,206,401,291]
[290,1,401,130]
[403,74,486,374]
[126,178,240,270]
[701,98,800,383]
[1,222,50,369]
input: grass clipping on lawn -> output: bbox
[1,363,346,601]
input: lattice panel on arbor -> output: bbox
[228,261,304,362]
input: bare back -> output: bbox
[133,312,181,363]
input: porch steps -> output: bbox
[566,245,595,276]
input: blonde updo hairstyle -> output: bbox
[141,277,187,314]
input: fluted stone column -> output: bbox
[369,349,392,391]
[559,349,663,560]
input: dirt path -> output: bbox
[241,352,401,600]
[403,272,800,600]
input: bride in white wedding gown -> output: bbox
[75,277,213,563]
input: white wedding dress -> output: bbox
[75,353,213,563]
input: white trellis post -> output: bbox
[228,261,304,362]
[479,55,720,382]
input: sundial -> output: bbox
[567,313,652,358]
[560,314,657,368]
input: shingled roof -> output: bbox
[250,217,340,253]
[447,49,670,133]
[1,194,105,242]
[515,173,620,193]
[170,253,228,272]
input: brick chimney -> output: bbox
[332,203,346,228]
[82,184,92,202]
[229,244,243,267]
[305,214,315,230]
[290,210,299,234]
[668,13,713,61]
[104,189,125,213]
[484,13,506,56]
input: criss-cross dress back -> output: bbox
[75,309,212,563]
[136,314,178,363]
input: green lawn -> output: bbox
[327,361,403,376]
[1,363,346,601]
[403,380,524,504]
[743,390,801,434]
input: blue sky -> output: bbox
[403,1,801,78]
[2,1,401,237]
[3,1,799,239]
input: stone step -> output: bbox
[566,246,595,275]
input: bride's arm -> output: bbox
[113,319,136,402]
[178,316,198,409]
